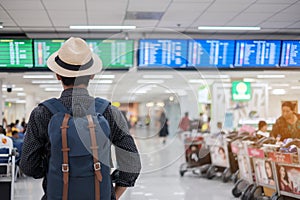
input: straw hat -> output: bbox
[47,37,102,77]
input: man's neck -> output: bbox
[63,84,87,90]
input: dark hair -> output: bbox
[265,161,273,179]
[258,120,267,130]
[278,166,289,183]
[0,125,6,135]
[60,75,91,86]
[218,147,225,153]
[282,101,295,111]
[12,130,18,136]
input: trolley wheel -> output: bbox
[232,185,242,198]
[231,179,247,198]
[206,165,216,180]
[179,163,188,177]
[179,170,186,177]
[251,185,263,199]
[232,170,239,183]
[241,184,255,200]
[221,168,231,183]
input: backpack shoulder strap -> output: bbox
[95,98,110,115]
[40,98,69,115]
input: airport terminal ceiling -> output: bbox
[1,0,300,104]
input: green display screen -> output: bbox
[34,39,65,67]
[0,39,33,68]
[86,40,134,69]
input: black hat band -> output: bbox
[55,56,94,71]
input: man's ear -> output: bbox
[90,75,95,80]
[56,74,62,80]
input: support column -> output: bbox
[25,93,36,122]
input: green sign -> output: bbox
[0,39,33,68]
[232,81,251,101]
[34,39,65,67]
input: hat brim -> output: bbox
[47,51,102,77]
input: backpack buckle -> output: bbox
[62,164,69,172]
[94,162,101,171]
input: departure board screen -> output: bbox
[234,40,281,67]
[138,39,188,68]
[0,39,33,68]
[86,40,134,69]
[280,40,300,67]
[188,40,235,68]
[34,39,65,67]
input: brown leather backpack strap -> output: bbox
[61,113,70,200]
[86,115,102,200]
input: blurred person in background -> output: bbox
[178,112,190,132]
[271,101,300,141]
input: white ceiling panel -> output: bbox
[193,12,237,26]
[173,0,213,2]
[128,0,171,12]
[124,20,158,27]
[0,0,44,10]
[0,27,22,32]
[260,21,294,28]
[227,13,275,26]
[158,20,196,28]
[162,2,210,21]
[1,18,17,26]
[88,12,123,25]
[281,2,300,13]
[244,3,291,13]
[269,13,300,22]
[48,10,87,26]
[256,0,297,3]
[287,22,300,29]
[42,0,85,10]
[87,1,127,12]
[7,10,52,26]
[206,2,253,12]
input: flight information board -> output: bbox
[34,39,65,67]
[138,39,188,68]
[188,40,235,68]
[0,39,33,68]
[86,39,134,69]
[234,40,281,67]
[280,40,300,67]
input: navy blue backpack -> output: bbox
[41,98,111,200]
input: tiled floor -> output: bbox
[13,127,236,200]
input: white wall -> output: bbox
[268,94,300,119]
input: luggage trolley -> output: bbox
[179,131,211,177]
[249,141,279,200]
[205,133,236,182]
[267,141,300,200]
[231,136,259,198]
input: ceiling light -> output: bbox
[23,74,54,79]
[203,75,230,79]
[146,102,154,107]
[17,93,26,97]
[291,86,300,90]
[32,80,60,84]
[257,75,285,79]
[137,80,164,84]
[39,84,61,88]
[94,75,115,79]
[90,80,113,84]
[243,78,256,82]
[69,25,136,30]
[2,87,24,92]
[271,83,289,87]
[272,89,286,95]
[142,75,173,79]
[45,88,63,92]
[0,25,3,29]
[198,26,261,31]
[189,79,205,84]
[156,102,165,107]
[16,100,26,104]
